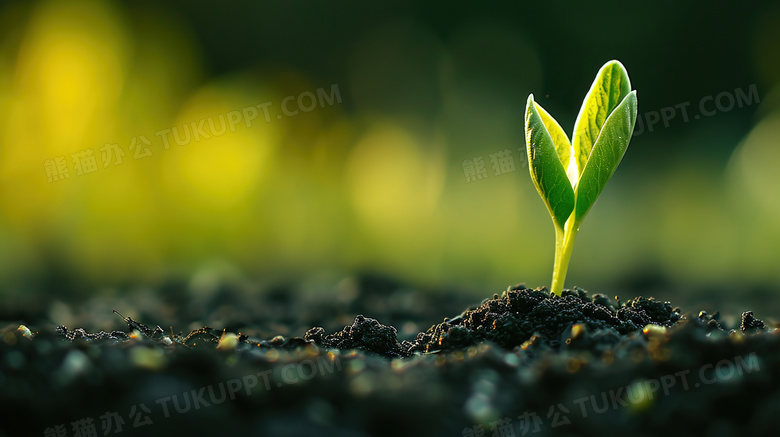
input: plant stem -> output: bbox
[550,216,579,296]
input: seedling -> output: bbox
[525,60,637,296]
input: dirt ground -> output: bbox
[1,274,779,437]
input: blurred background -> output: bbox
[1,0,780,322]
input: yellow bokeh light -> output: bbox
[346,123,445,235]
[729,111,780,215]
[162,82,279,210]
[0,0,128,228]
[10,0,126,154]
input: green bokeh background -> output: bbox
[2,0,780,317]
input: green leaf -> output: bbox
[574,90,637,222]
[572,60,632,178]
[534,100,576,186]
[525,94,575,229]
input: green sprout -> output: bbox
[524,60,638,297]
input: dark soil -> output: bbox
[2,275,779,437]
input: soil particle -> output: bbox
[55,325,129,343]
[741,311,765,334]
[182,327,220,347]
[305,315,406,358]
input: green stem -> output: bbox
[550,216,579,296]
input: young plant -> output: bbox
[525,60,637,297]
